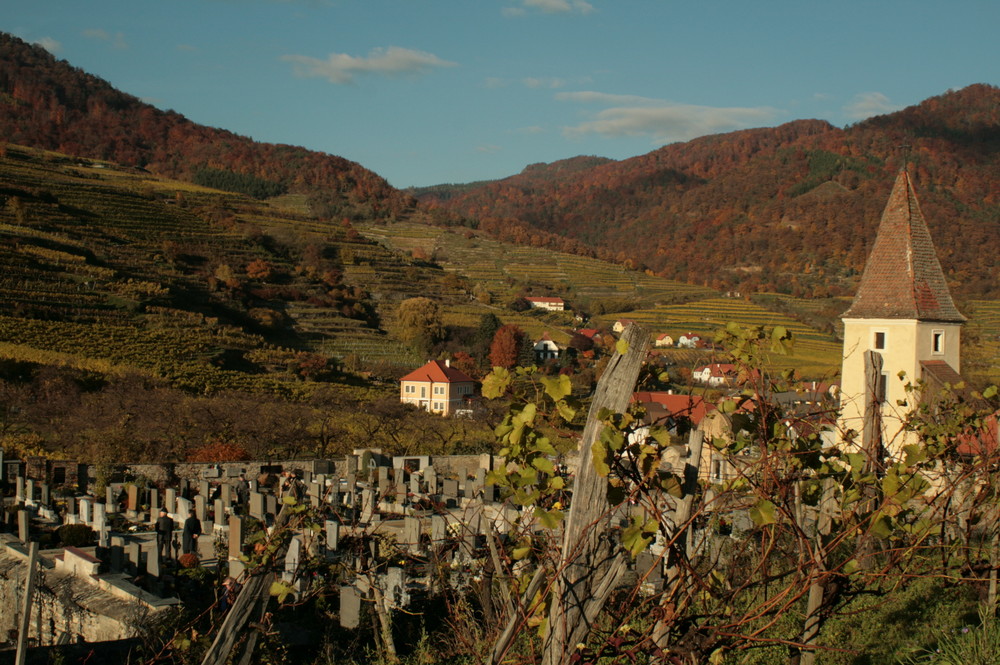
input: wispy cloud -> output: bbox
[34,37,61,54]
[82,28,129,49]
[176,44,199,53]
[281,46,456,84]
[523,76,567,89]
[843,92,900,120]
[558,91,780,143]
[477,144,503,153]
[504,0,594,15]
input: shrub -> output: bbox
[56,523,95,547]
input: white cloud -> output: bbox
[524,0,594,14]
[34,37,61,54]
[523,77,567,89]
[281,46,457,84]
[504,0,594,15]
[82,28,128,49]
[843,92,900,120]
[558,92,780,143]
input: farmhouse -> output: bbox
[525,296,565,311]
[693,363,738,387]
[399,359,476,416]
[654,333,674,348]
[613,319,635,334]
[677,333,700,348]
[533,333,561,361]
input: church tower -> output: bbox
[837,169,965,455]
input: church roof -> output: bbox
[842,170,965,323]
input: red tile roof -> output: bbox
[400,360,476,384]
[843,170,965,323]
[526,296,565,304]
[631,391,715,425]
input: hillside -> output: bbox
[415,85,1000,298]
[0,32,413,223]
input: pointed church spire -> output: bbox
[842,169,965,322]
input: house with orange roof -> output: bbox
[399,359,477,416]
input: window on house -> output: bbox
[434,386,445,395]
[873,331,886,350]
[420,386,426,398]
[932,330,944,354]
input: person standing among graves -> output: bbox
[236,473,250,507]
[182,508,202,555]
[155,507,174,562]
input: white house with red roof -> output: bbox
[693,363,738,387]
[525,296,566,311]
[654,333,674,348]
[533,332,561,361]
[399,359,477,416]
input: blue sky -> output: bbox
[7,1,999,188]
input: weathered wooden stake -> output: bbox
[15,541,39,665]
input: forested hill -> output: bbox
[0,32,412,221]
[415,85,1000,298]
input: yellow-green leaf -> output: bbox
[616,338,629,355]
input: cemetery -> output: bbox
[3,447,666,657]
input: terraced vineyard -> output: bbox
[596,296,843,379]
[362,220,717,305]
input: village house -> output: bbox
[613,319,635,334]
[693,363,738,387]
[533,333,561,361]
[677,333,701,349]
[525,296,566,312]
[399,359,476,416]
[654,333,674,348]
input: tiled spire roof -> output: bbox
[842,170,965,322]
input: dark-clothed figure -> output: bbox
[182,509,202,554]
[155,508,174,561]
[236,474,250,506]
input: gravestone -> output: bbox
[214,499,226,530]
[340,585,362,629]
[228,515,244,560]
[194,495,207,522]
[127,485,139,512]
[249,492,264,519]
[105,485,117,514]
[149,489,160,523]
[146,544,161,578]
[403,516,421,553]
[198,480,210,499]
[164,489,176,516]
[93,502,108,546]
[325,519,340,552]
[219,484,232,506]
[15,476,24,504]
[17,509,29,543]
[39,483,50,508]
[175,496,193,521]
[266,495,277,517]
[79,497,93,525]
[360,488,375,523]
[283,535,302,580]
[431,515,447,544]
[384,566,410,609]
[65,495,76,516]
[25,479,35,506]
